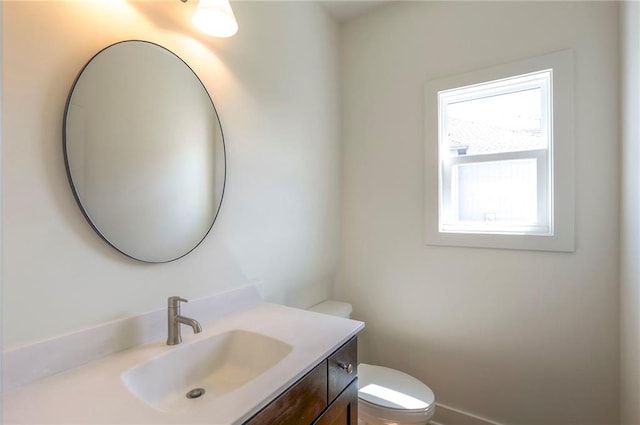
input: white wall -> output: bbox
[620,2,640,424]
[2,1,340,348]
[337,2,620,424]
[0,0,4,413]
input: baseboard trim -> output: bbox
[433,402,505,425]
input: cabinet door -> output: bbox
[244,361,328,425]
[313,380,358,425]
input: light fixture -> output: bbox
[182,0,238,38]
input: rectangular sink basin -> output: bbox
[122,330,293,412]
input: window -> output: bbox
[424,51,574,251]
[440,71,551,235]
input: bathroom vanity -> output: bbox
[245,337,358,425]
[2,289,363,425]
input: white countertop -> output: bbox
[3,303,364,424]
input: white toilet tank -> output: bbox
[309,300,353,318]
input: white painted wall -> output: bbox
[2,1,340,348]
[337,2,620,424]
[620,2,640,424]
[0,0,4,414]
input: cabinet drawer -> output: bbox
[327,337,357,402]
[245,360,328,425]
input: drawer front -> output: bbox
[245,360,328,425]
[327,337,357,402]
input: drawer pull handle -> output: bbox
[338,362,354,374]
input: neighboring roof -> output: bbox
[446,117,546,156]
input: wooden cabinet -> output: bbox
[312,380,358,425]
[327,336,358,402]
[245,337,358,425]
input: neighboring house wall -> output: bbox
[337,2,619,424]
[621,2,640,424]
[2,1,341,348]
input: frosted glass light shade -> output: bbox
[192,0,238,37]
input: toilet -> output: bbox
[309,301,436,425]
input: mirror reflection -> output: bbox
[64,40,225,263]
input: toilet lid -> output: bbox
[357,363,435,412]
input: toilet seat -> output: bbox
[357,363,435,423]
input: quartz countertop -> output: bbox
[3,303,364,424]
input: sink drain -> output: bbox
[186,388,206,399]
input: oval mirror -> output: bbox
[64,40,226,263]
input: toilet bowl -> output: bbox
[309,301,435,425]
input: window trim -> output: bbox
[424,50,574,252]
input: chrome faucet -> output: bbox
[167,296,202,345]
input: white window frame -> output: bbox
[440,71,551,235]
[424,50,574,252]
[443,149,548,234]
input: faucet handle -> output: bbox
[168,296,188,308]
